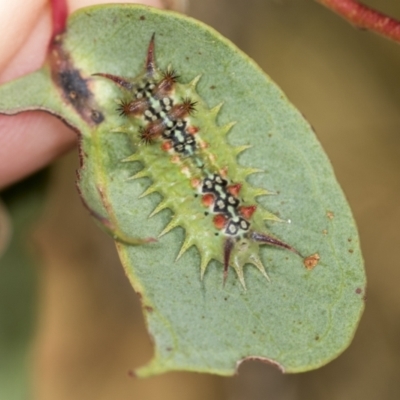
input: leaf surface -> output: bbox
[0,5,365,376]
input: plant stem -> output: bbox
[315,0,400,44]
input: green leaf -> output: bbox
[0,5,365,376]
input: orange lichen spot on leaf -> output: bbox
[213,214,228,230]
[227,183,242,197]
[303,253,320,270]
[239,205,257,219]
[326,211,334,220]
[202,194,214,207]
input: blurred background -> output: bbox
[2,0,400,398]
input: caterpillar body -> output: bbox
[95,35,302,289]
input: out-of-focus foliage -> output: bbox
[0,171,47,400]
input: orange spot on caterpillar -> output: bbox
[239,205,257,219]
[202,194,214,207]
[213,214,228,230]
[227,183,242,197]
[187,126,199,135]
[219,166,228,178]
[191,178,201,188]
[161,141,173,151]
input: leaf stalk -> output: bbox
[315,0,400,44]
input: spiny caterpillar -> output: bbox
[95,35,304,289]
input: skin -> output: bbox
[0,0,163,190]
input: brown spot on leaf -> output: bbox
[145,305,154,313]
[49,37,104,126]
[140,15,146,20]
[90,110,103,124]
[348,249,354,254]
[303,253,320,270]
[326,211,334,220]
[356,288,362,294]
[322,229,328,235]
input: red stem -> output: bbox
[315,0,400,44]
[51,0,69,38]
